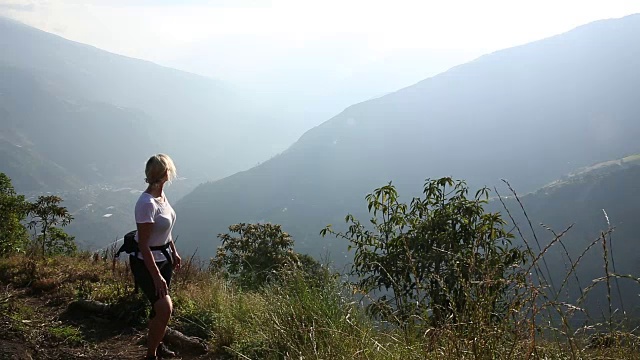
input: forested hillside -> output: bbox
[174,14,640,261]
[0,16,287,193]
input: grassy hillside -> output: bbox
[1,249,639,359]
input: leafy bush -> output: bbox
[40,227,77,256]
[322,177,528,328]
[212,223,323,289]
[27,195,74,257]
[0,173,30,256]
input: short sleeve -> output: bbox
[135,201,156,224]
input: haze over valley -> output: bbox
[2,1,640,330]
[174,13,640,262]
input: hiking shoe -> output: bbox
[157,343,176,358]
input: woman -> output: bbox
[130,154,182,360]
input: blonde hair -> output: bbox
[145,154,177,185]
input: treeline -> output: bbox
[0,173,75,257]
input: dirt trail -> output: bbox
[0,288,216,360]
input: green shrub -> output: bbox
[0,173,30,256]
[322,177,528,328]
[27,195,74,257]
[212,223,323,290]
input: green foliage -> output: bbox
[322,177,528,327]
[40,227,77,256]
[173,296,219,339]
[212,223,321,290]
[2,244,640,359]
[232,270,368,359]
[27,195,74,257]
[0,173,30,256]
[47,325,83,346]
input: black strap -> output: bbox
[149,242,171,252]
[140,242,173,266]
[115,236,173,265]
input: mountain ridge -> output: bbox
[173,14,640,262]
[0,16,290,193]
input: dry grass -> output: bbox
[2,196,640,360]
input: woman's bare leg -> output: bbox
[147,295,173,357]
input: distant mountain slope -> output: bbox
[0,66,157,191]
[173,14,640,260]
[487,156,640,315]
[490,153,640,260]
[0,16,287,191]
[0,136,81,191]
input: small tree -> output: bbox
[0,173,30,256]
[212,223,319,289]
[42,227,77,256]
[27,195,74,257]
[321,177,527,327]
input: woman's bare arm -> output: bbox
[168,238,181,270]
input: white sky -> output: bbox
[2,0,640,132]
[3,1,639,71]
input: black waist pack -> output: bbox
[115,230,172,264]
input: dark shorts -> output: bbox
[129,255,173,307]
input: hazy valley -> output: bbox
[2,9,640,359]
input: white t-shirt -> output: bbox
[134,192,176,262]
